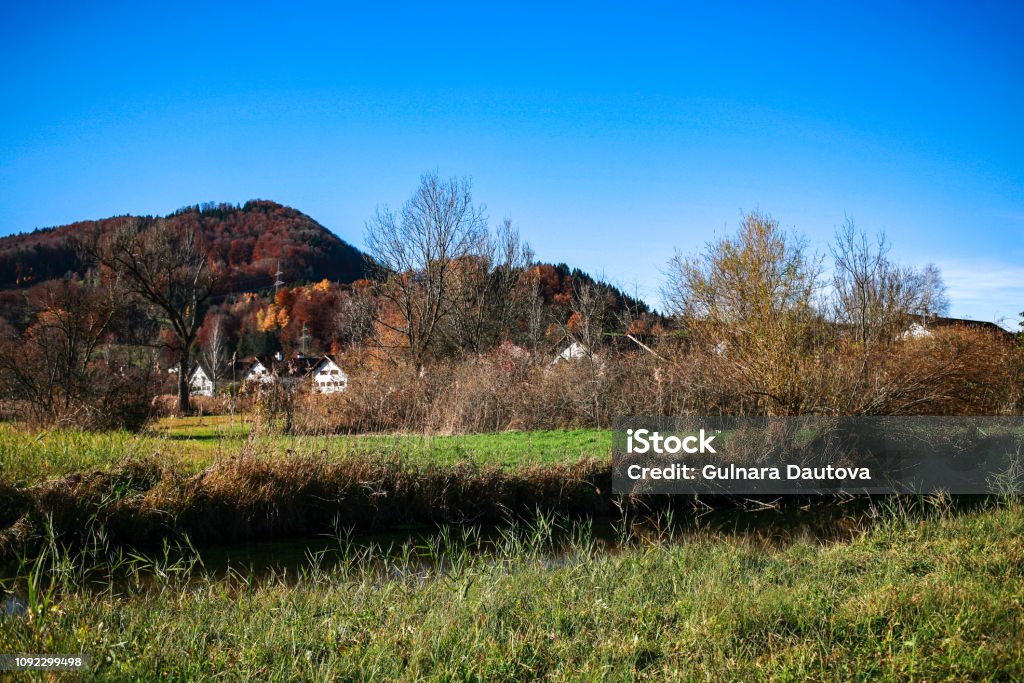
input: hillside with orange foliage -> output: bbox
[0,200,368,293]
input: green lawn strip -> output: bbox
[0,424,612,485]
[280,428,611,468]
[150,414,253,440]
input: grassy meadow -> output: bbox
[1,500,1022,680]
[0,421,610,485]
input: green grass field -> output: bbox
[0,421,611,485]
[2,500,1021,680]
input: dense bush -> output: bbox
[288,326,1023,435]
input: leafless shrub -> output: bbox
[662,212,826,415]
[0,279,158,430]
[250,382,297,435]
[150,394,242,418]
[365,173,488,373]
[831,220,949,347]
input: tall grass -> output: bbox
[0,450,614,559]
[1,500,1021,680]
[0,425,151,484]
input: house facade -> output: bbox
[231,354,347,394]
[311,356,348,394]
[241,359,273,384]
[189,365,215,397]
[552,341,592,365]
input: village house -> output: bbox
[188,364,215,397]
[277,354,321,390]
[551,341,595,365]
[229,353,348,394]
[899,314,1012,340]
[239,357,273,384]
[310,355,348,394]
[173,352,352,397]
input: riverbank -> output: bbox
[0,452,614,560]
[0,424,622,558]
[2,500,1021,680]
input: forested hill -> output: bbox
[0,200,653,320]
[0,200,369,292]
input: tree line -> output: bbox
[0,172,1018,429]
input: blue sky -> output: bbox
[2,2,1022,323]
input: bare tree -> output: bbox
[447,219,533,354]
[334,286,376,347]
[365,172,487,372]
[664,212,821,325]
[831,221,904,346]
[558,278,610,424]
[201,315,228,386]
[524,267,547,356]
[831,220,950,346]
[915,262,950,318]
[0,279,126,426]
[564,279,609,355]
[82,218,217,413]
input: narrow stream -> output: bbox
[204,502,864,575]
[1,501,877,617]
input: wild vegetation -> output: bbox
[0,452,613,560]
[0,423,616,557]
[1,499,1021,680]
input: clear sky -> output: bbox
[2,2,1022,324]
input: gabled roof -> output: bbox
[228,353,347,382]
[227,356,269,380]
[189,362,213,380]
[907,314,1013,337]
[311,354,345,373]
[237,356,266,372]
[551,341,598,365]
[277,354,321,378]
